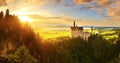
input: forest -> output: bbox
[0,9,120,63]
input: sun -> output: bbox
[18,16,32,23]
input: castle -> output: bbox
[70,21,93,40]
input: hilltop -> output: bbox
[0,9,42,62]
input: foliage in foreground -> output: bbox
[3,45,38,63]
[40,35,120,63]
[2,35,120,63]
[0,9,42,62]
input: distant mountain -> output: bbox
[78,26,120,30]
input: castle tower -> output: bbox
[73,21,75,27]
[91,26,93,33]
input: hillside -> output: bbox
[0,9,42,62]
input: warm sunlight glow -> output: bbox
[36,30,70,39]
[18,16,32,23]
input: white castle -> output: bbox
[70,21,93,40]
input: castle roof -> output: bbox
[71,27,83,31]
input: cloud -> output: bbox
[54,0,61,3]
[0,0,63,12]
[6,0,16,3]
[0,0,7,6]
[74,0,120,20]
[0,0,47,15]
[74,0,93,4]
[6,0,45,5]
[23,0,46,5]
[74,0,114,5]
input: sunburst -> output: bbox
[18,16,32,23]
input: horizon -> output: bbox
[0,0,120,31]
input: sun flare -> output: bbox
[18,16,32,23]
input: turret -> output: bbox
[91,26,93,33]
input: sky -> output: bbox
[0,0,120,31]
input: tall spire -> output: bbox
[73,21,75,27]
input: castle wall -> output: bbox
[71,29,91,40]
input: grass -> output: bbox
[34,29,119,41]
[99,30,118,41]
[37,30,71,39]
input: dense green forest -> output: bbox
[0,9,120,63]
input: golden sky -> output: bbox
[0,0,120,31]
